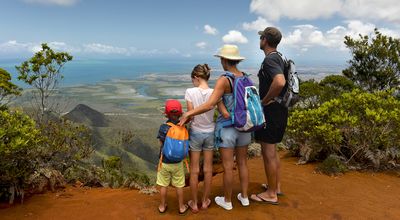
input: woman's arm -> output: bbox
[179,77,227,126]
[186,100,194,122]
[187,100,194,111]
[217,99,230,119]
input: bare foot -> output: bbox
[187,200,199,213]
[179,204,189,215]
[201,198,211,210]
[250,192,278,205]
[158,204,167,213]
[261,184,284,196]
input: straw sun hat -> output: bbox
[214,44,245,61]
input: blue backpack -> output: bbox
[224,72,265,132]
[162,122,189,162]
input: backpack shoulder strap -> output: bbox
[272,51,289,80]
[166,122,175,127]
[222,72,234,92]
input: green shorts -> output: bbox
[156,162,185,188]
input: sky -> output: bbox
[0,0,399,64]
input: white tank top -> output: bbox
[184,87,215,133]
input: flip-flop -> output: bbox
[179,204,189,216]
[261,184,285,196]
[187,200,199,214]
[200,198,212,210]
[158,204,168,214]
[250,194,279,205]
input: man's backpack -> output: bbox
[162,122,189,163]
[274,52,300,108]
[224,72,265,132]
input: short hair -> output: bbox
[260,27,282,48]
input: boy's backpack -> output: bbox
[224,72,265,132]
[162,122,189,163]
[273,52,300,108]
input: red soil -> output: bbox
[1,154,399,220]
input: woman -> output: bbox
[179,45,251,211]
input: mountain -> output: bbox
[64,104,109,127]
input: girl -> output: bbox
[185,64,228,213]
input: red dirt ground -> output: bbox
[1,154,399,220]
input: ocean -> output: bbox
[1,58,346,87]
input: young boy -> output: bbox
[156,99,189,215]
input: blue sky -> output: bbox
[0,0,399,64]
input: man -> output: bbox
[250,27,288,205]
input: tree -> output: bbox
[0,68,21,109]
[343,29,400,92]
[16,43,72,116]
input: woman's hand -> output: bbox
[222,111,230,119]
[178,112,190,126]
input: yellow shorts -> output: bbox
[156,162,185,188]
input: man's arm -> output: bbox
[261,74,286,106]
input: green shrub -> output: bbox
[287,89,400,169]
[317,154,347,175]
[298,76,356,109]
[0,110,41,203]
[100,156,151,188]
[36,119,94,173]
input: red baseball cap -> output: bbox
[164,99,183,116]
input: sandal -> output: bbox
[201,198,212,210]
[187,200,199,213]
[158,204,168,214]
[179,204,189,215]
[250,193,279,205]
[261,184,285,196]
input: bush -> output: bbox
[286,89,400,169]
[36,119,94,173]
[298,76,356,109]
[0,110,41,203]
[100,156,151,189]
[317,154,347,175]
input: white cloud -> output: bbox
[0,40,190,57]
[83,43,130,55]
[0,40,36,53]
[341,0,400,24]
[0,40,79,54]
[249,0,400,24]
[204,25,218,35]
[168,48,180,54]
[195,42,207,49]
[281,20,400,52]
[250,0,342,21]
[23,0,78,6]
[222,30,248,44]
[242,17,274,31]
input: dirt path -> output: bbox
[1,154,399,220]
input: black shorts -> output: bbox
[254,102,288,144]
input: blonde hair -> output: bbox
[191,64,211,81]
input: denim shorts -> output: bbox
[189,131,215,152]
[218,126,251,148]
